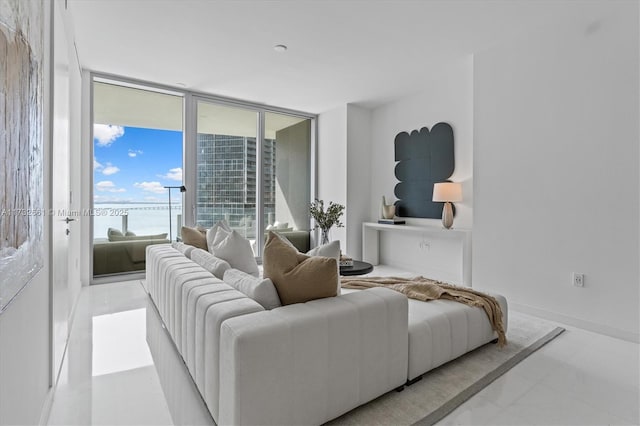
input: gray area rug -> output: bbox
[327,311,565,426]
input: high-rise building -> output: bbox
[196,133,275,238]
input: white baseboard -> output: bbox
[510,302,639,343]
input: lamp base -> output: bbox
[442,202,454,229]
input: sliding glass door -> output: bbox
[195,101,258,247]
[92,79,184,277]
[263,112,312,252]
[89,75,315,278]
[194,100,312,257]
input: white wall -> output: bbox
[473,4,639,341]
[0,3,52,424]
[345,104,372,259]
[318,104,373,258]
[362,59,474,275]
[369,58,474,229]
[317,106,348,249]
[0,270,51,425]
[62,0,83,309]
[51,0,84,389]
[80,70,92,286]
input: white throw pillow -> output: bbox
[206,219,232,252]
[223,268,281,310]
[307,240,341,295]
[273,221,288,229]
[307,240,341,259]
[209,229,260,277]
[190,248,231,279]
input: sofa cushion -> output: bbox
[172,241,195,258]
[109,233,168,241]
[181,226,208,250]
[263,231,338,305]
[190,248,231,279]
[406,293,509,380]
[223,268,281,310]
[209,229,259,277]
[206,220,232,252]
[218,287,408,425]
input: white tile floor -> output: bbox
[47,278,639,426]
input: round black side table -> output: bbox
[339,260,374,276]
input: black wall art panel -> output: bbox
[394,122,455,218]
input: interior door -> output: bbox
[51,0,72,382]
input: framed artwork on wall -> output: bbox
[0,0,45,313]
[394,122,455,219]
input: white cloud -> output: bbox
[128,149,143,158]
[96,180,126,193]
[134,181,167,194]
[94,124,125,147]
[102,163,120,176]
[159,167,182,182]
[94,157,103,171]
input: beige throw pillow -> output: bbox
[263,231,338,305]
[181,226,208,250]
[269,232,342,294]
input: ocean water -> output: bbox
[93,203,183,240]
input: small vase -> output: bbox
[321,228,330,245]
[381,196,396,219]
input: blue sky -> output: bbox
[93,125,183,203]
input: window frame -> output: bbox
[190,95,316,259]
[89,72,317,283]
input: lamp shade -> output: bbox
[432,182,462,202]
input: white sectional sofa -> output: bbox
[146,244,508,425]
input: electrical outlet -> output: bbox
[572,273,584,287]
[419,241,430,250]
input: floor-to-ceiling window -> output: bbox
[90,75,315,279]
[263,112,312,252]
[91,79,184,277]
[195,101,258,243]
[194,99,312,256]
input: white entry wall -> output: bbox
[317,104,372,259]
[472,3,639,341]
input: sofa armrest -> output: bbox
[218,287,408,426]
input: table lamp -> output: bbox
[432,182,462,229]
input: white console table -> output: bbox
[362,222,472,286]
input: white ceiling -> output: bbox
[68,0,614,114]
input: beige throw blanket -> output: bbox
[341,276,507,347]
